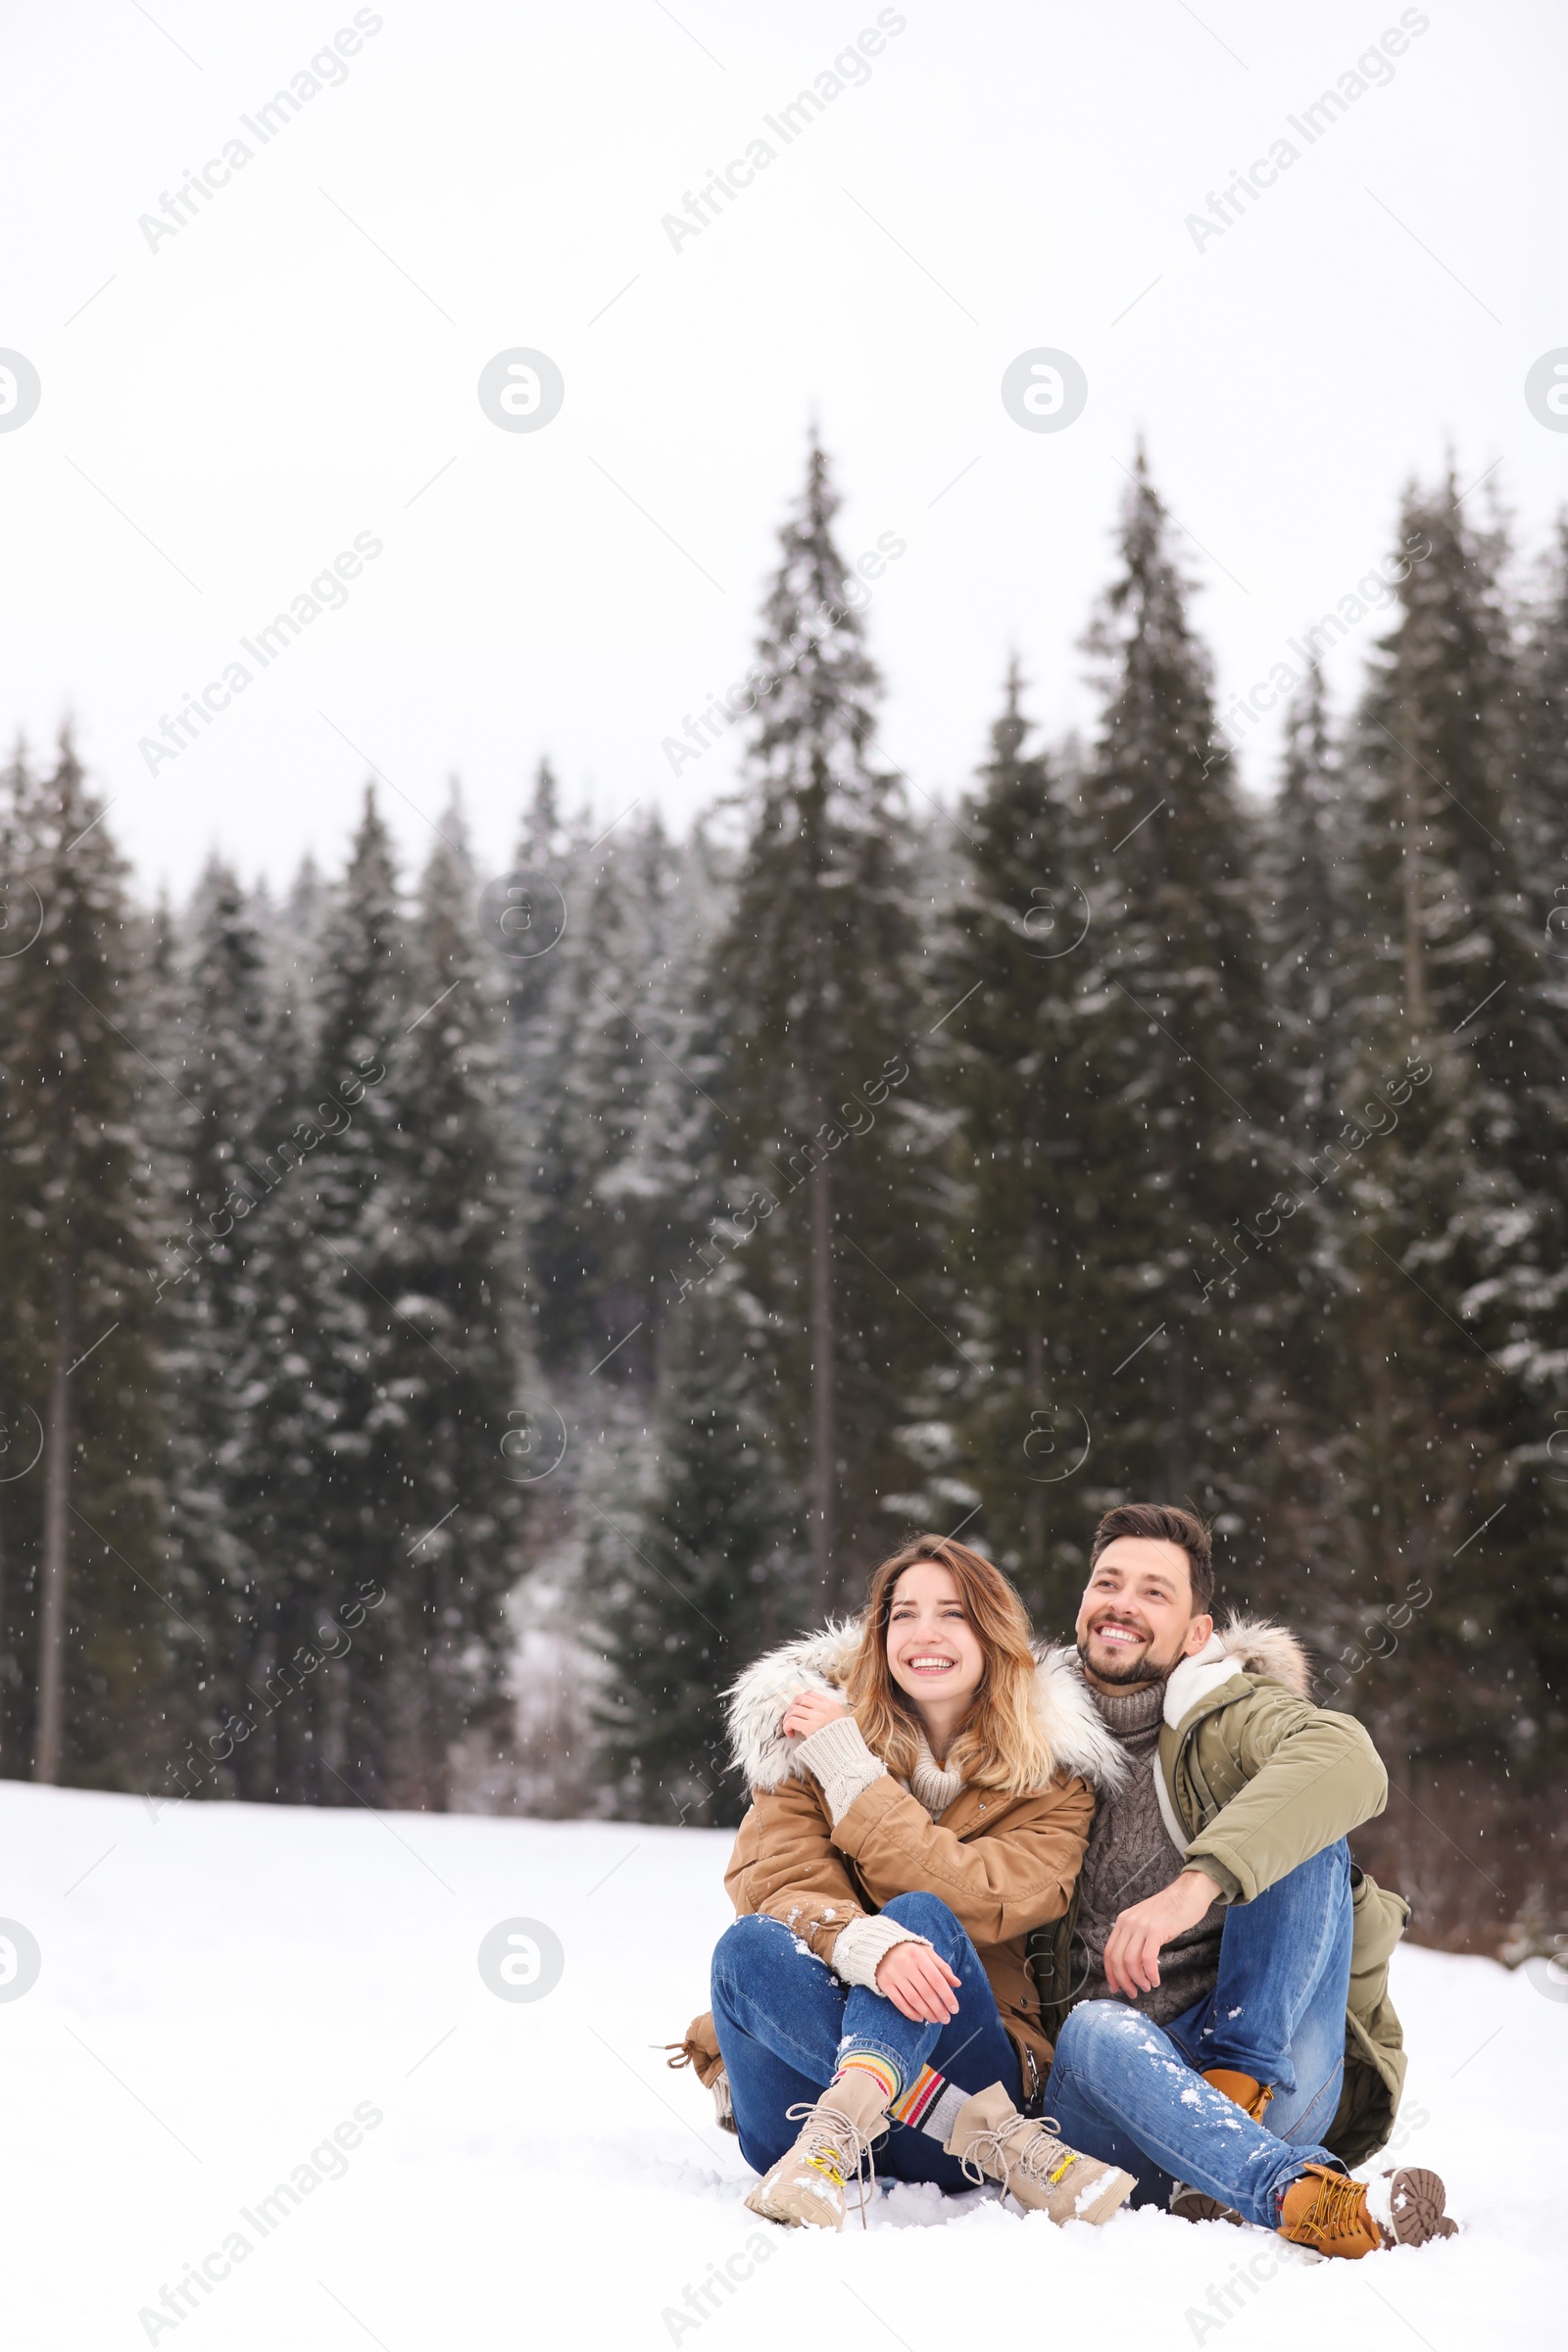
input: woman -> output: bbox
[694,1536,1135,2230]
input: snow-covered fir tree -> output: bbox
[587,1286,802,1825]
[935,663,1096,1628]
[717,437,937,1610]
[1338,481,1563,1761]
[1068,451,1293,1589]
[0,737,168,1787]
[370,803,526,1808]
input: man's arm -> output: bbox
[1103,1686,1388,1994]
[1102,1870,1220,1996]
[1182,1690,1388,1903]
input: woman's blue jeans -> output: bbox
[1043,1839,1356,2228]
[710,1891,1022,2190]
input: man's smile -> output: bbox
[1090,1617,1151,1648]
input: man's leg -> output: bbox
[1169,1838,1354,2145]
[1043,1999,1338,2229]
[1043,1842,1355,2223]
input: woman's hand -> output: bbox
[781,1689,850,1741]
[874,1941,961,2024]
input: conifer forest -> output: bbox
[3,443,1564,1953]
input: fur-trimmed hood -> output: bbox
[1162,1615,1311,1727]
[726,1612,1312,1795]
[724,1621,1128,1797]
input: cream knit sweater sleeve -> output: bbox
[794,1716,931,1986]
[795,1715,886,1825]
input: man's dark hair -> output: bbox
[1089,1502,1214,1617]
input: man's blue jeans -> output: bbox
[1043,1839,1355,2229]
[710,1891,1022,2190]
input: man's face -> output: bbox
[1074,1537,1213,1691]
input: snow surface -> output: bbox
[3,1782,1562,2351]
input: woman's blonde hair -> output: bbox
[844,1536,1054,1797]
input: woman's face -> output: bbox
[885,1560,985,1717]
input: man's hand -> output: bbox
[1102,1869,1221,1998]
[781,1689,851,1741]
[874,1941,961,2024]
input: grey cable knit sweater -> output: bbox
[1069,1682,1227,2025]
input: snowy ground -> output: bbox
[2,1783,1562,2352]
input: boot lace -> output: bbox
[959,2112,1079,2199]
[782,2097,880,2228]
[1288,2172,1374,2247]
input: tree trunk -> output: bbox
[808,1130,836,1609]
[34,1262,74,1785]
[1024,1222,1046,1587]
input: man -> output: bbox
[1020,1500,1454,2256]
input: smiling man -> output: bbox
[1029,1501,1458,2259]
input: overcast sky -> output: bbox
[2,0,1564,897]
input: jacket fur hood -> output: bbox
[725,1620,1129,1797]
[1162,1614,1312,1726]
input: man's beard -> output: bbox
[1076,1633,1170,1690]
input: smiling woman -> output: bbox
[679,1536,1136,2234]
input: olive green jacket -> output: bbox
[1027,1618,1408,2167]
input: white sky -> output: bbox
[2,0,1564,897]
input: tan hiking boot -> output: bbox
[946,2082,1136,2225]
[1170,2069,1271,2224]
[1202,2066,1274,2124]
[1278,2163,1457,2258]
[743,2069,889,2230]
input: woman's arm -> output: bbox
[837,1774,1096,1948]
[785,1705,1095,1948]
[723,1778,931,1979]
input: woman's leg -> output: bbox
[710,1915,853,2174]
[711,1898,1022,2193]
[838,1892,1022,2190]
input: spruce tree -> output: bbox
[1515,514,1568,1762]
[939,663,1096,1621]
[527,819,669,1382]
[1339,481,1561,1761]
[0,736,168,1786]
[588,1288,801,1824]
[370,804,524,1807]
[220,970,324,1801]
[1067,451,1288,1584]
[158,860,273,1769]
[718,437,934,1608]
[1260,675,1357,1143]
[497,757,571,1148]
[272,787,410,1801]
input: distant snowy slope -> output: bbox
[0,1783,1560,2350]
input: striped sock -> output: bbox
[890,2063,945,2129]
[889,2065,970,2149]
[833,2051,902,2109]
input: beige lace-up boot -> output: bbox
[946,2082,1136,2224]
[743,2069,890,2230]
